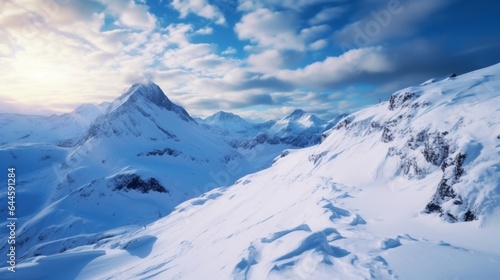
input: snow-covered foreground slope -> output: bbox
[2,64,499,279]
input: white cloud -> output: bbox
[309,6,348,25]
[0,0,458,120]
[163,43,215,68]
[163,23,193,47]
[235,8,304,51]
[0,0,190,114]
[171,0,226,25]
[194,26,213,35]
[299,24,330,41]
[235,10,333,53]
[221,47,237,55]
[102,0,157,30]
[277,47,394,88]
[310,39,328,50]
[238,0,336,11]
[247,49,284,73]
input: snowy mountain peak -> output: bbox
[83,82,196,141]
[126,82,171,106]
[276,109,326,129]
[287,108,307,118]
[204,111,248,124]
[108,82,193,122]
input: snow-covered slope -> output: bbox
[1,63,499,279]
[0,103,108,147]
[0,82,251,261]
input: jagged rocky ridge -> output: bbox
[324,70,499,222]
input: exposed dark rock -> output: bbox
[423,132,449,166]
[381,127,394,143]
[154,124,179,140]
[111,174,168,193]
[464,210,476,221]
[436,179,456,199]
[370,121,382,130]
[381,117,400,143]
[426,153,469,221]
[401,157,423,179]
[272,150,290,164]
[308,151,328,164]
[389,91,420,110]
[137,148,180,157]
[334,116,354,130]
[454,154,466,178]
[425,202,442,213]
[407,130,427,150]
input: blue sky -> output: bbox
[0,0,499,120]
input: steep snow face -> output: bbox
[314,64,500,222]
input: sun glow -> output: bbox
[33,71,46,81]
[13,55,69,85]
[0,52,91,114]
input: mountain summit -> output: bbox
[85,82,193,141]
[108,82,193,122]
[203,111,251,127]
[278,108,326,129]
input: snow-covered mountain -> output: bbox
[1,63,500,279]
[200,109,333,149]
[203,111,257,132]
[250,110,327,148]
[0,82,253,261]
[0,103,109,147]
[199,111,275,140]
[199,109,337,171]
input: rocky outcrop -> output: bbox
[110,174,168,194]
